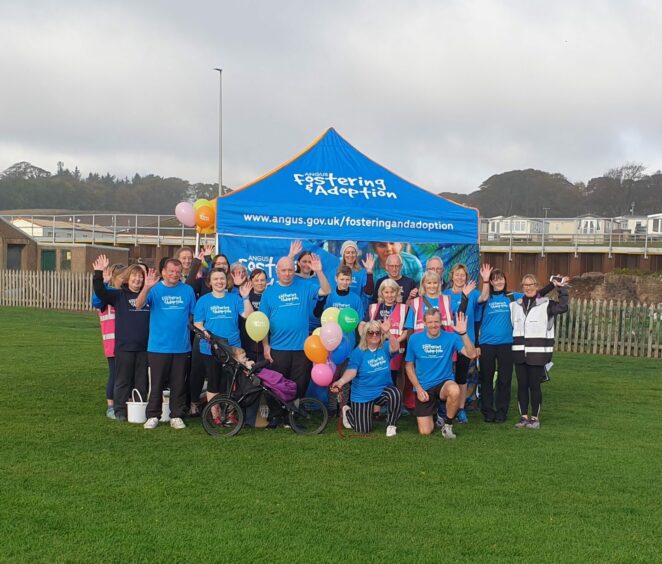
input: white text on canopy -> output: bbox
[293,172,397,200]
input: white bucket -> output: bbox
[160,389,171,422]
[127,389,147,424]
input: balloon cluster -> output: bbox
[306,307,360,387]
[175,199,217,235]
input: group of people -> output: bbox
[92,240,569,438]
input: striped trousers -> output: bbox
[347,385,402,433]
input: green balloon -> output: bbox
[338,308,360,333]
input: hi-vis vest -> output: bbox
[98,305,116,358]
[510,297,554,365]
[410,295,453,334]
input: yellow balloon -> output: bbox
[312,328,321,336]
[321,307,340,325]
[245,312,270,342]
[193,198,210,210]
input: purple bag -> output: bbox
[257,368,297,402]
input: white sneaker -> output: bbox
[386,425,397,437]
[143,417,159,429]
[170,417,186,430]
[441,423,456,440]
[341,405,352,429]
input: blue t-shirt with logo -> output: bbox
[194,292,244,353]
[347,342,394,403]
[405,331,464,390]
[260,276,319,350]
[443,288,481,342]
[324,289,365,348]
[146,281,196,353]
[479,292,523,345]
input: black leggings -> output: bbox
[455,353,471,385]
[479,344,513,418]
[113,350,148,418]
[515,363,544,418]
[347,386,402,432]
[189,336,205,405]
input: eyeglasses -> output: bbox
[386,263,402,268]
[366,330,382,336]
[522,283,537,288]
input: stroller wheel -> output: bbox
[201,396,244,437]
[288,397,328,435]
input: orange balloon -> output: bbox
[197,224,215,235]
[209,197,217,212]
[304,335,328,364]
[195,205,214,229]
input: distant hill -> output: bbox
[1,161,660,218]
[439,168,662,217]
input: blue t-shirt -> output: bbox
[300,276,324,333]
[325,289,365,348]
[403,296,440,330]
[146,281,196,353]
[443,288,481,342]
[405,331,464,390]
[194,292,244,353]
[347,343,394,403]
[259,276,319,350]
[479,292,523,345]
[345,268,367,296]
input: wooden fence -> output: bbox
[1,270,661,358]
[556,299,662,358]
[0,270,92,311]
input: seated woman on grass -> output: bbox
[330,320,402,437]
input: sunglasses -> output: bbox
[366,330,382,337]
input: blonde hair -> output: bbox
[419,271,441,297]
[521,274,539,286]
[377,278,402,304]
[358,320,386,351]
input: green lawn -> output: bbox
[1,307,660,563]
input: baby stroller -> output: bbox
[190,326,328,437]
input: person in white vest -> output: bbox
[510,274,569,429]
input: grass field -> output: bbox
[1,307,660,563]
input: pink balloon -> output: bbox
[311,363,334,387]
[319,321,343,351]
[175,202,196,227]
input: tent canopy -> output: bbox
[216,128,478,244]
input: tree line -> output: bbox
[1,161,660,218]
[441,163,662,217]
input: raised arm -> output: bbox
[361,253,375,296]
[134,268,158,309]
[452,311,476,359]
[310,254,331,296]
[478,264,493,303]
[238,281,255,318]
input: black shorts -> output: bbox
[414,382,445,417]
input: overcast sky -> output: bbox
[2,0,661,194]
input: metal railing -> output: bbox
[2,213,661,255]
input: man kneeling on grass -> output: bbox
[405,309,476,439]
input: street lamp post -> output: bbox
[214,67,223,253]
